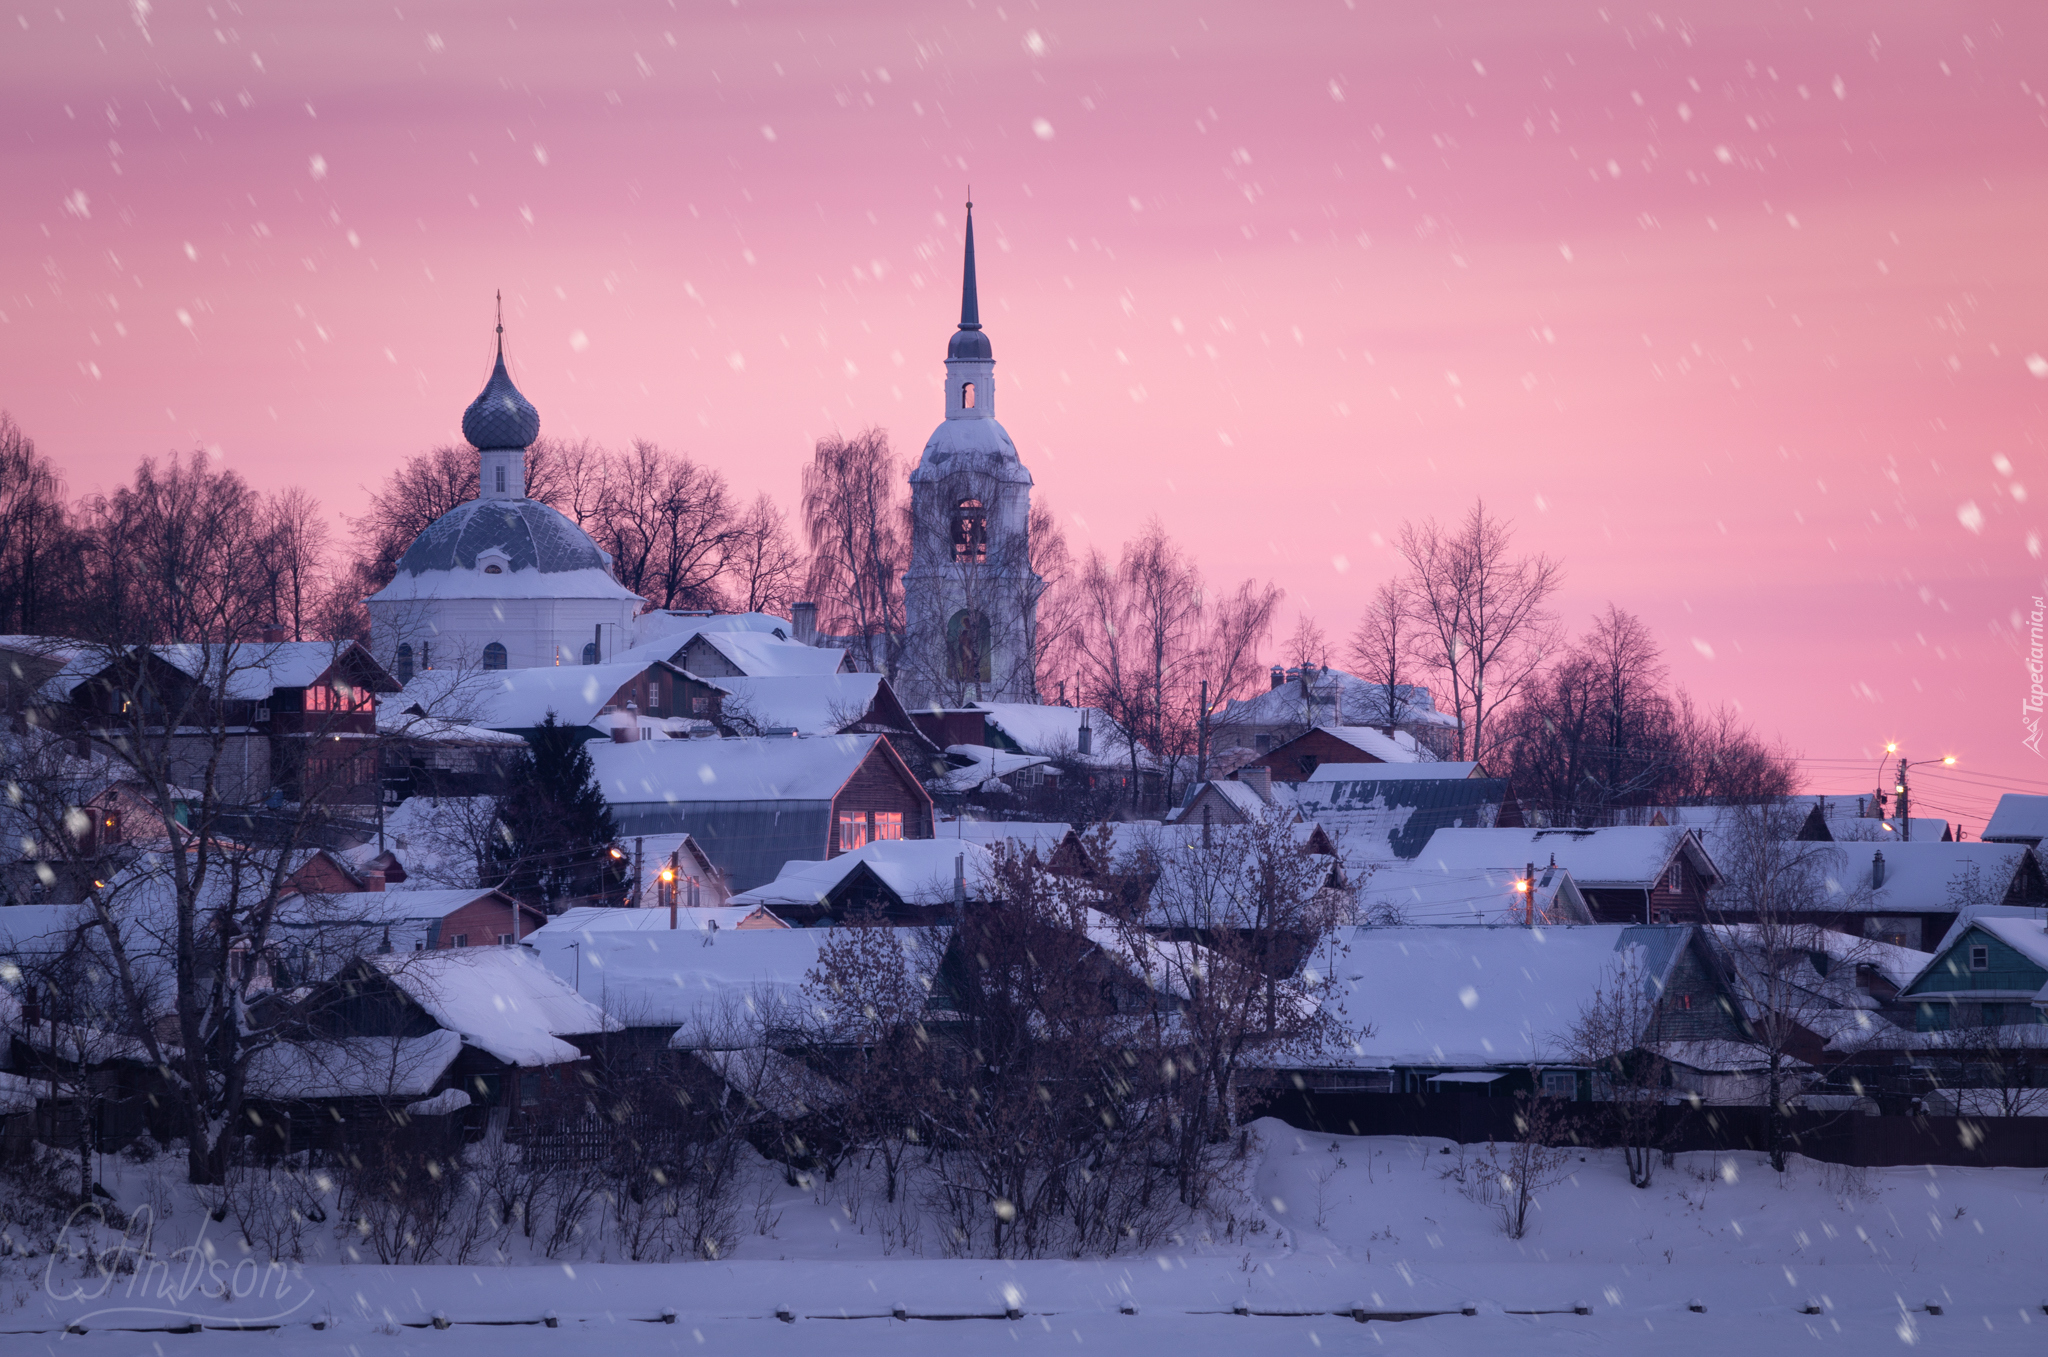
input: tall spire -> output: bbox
[959,198,981,331]
[494,288,504,356]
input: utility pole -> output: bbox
[1197,679,1210,785]
[1895,757,1911,842]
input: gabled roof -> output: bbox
[1823,841,2036,914]
[730,839,995,910]
[1983,793,2048,844]
[1297,924,1703,1068]
[695,630,848,677]
[1417,826,1719,890]
[276,888,533,931]
[246,1031,464,1101]
[937,820,1078,857]
[712,673,904,736]
[399,660,666,731]
[588,734,898,805]
[46,640,396,704]
[1902,915,2048,995]
[1359,863,1592,926]
[937,744,1054,793]
[975,703,1146,768]
[1268,723,1426,765]
[1307,761,1482,782]
[1275,778,1517,866]
[1216,669,1458,731]
[374,947,619,1066]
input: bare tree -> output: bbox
[0,413,79,635]
[1281,614,1328,671]
[1705,803,1873,1172]
[1568,950,1670,1188]
[1028,498,1083,700]
[724,492,806,616]
[1399,501,1563,764]
[1346,579,1414,734]
[589,440,740,610]
[802,428,906,677]
[261,488,331,640]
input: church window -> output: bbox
[946,609,992,682]
[582,642,599,665]
[962,381,976,410]
[395,644,415,684]
[495,465,506,494]
[482,642,508,671]
[953,499,988,564]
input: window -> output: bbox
[494,465,506,493]
[962,381,976,410]
[872,811,904,842]
[484,563,503,574]
[837,812,867,852]
[1676,993,1693,1011]
[582,642,598,665]
[1541,1071,1577,1099]
[305,682,374,713]
[497,933,514,946]
[448,933,468,948]
[420,642,431,672]
[952,499,988,563]
[1254,734,1272,753]
[482,642,508,671]
[1970,945,1990,972]
[946,609,992,681]
[395,643,414,684]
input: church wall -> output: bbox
[370,594,639,674]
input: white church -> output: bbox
[367,204,1043,702]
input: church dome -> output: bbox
[390,498,614,579]
[947,327,992,361]
[461,353,541,450]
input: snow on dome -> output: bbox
[461,352,540,450]
[912,413,1031,483]
[380,498,626,585]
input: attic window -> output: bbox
[872,811,904,842]
[484,563,503,574]
[1970,945,1989,972]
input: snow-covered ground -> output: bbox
[3,1119,2042,1354]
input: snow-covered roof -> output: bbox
[377,705,526,745]
[1358,863,1592,926]
[370,496,640,602]
[633,611,795,646]
[0,1071,39,1116]
[1820,841,2034,914]
[1172,780,1273,822]
[715,673,887,735]
[1217,670,1459,731]
[1417,826,1715,889]
[588,734,886,805]
[521,924,873,1041]
[42,641,387,703]
[936,821,1075,856]
[275,888,522,931]
[1301,924,1698,1068]
[1277,723,1426,764]
[937,744,1052,793]
[246,1032,464,1101]
[1272,779,1516,867]
[1983,793,2048,844]
[696,630,848,677]
[1307,761,1481,783]
[975,703,1142,767]
[374,947,619,1066]
[398,661,655,731]
[541,905,781,935]
[1909,915,2048,990]
[730,839,996,909]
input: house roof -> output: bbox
[695,630,848,677]
[937,744,1054,793]
[1416,826,1718,889]
[1307,761,1482,783]
[1272,723,1426,765]
[1298,924,1699,1068]
[975,703,1144,768]
[1358,863,1591,926]
[540,905,779,935]
[712,673,891,735]
[374,947,619,1067]
[936,821,1076,857]
[1274,778,1517,866]
[1903,915,2048,994]
[245,1031,464,1101]
[729,839,996,910]
[1983,793,2048,843]
[275,888,528,931]
[1823,841,2034,914]
[588,734,893,805]
[46,641,393,704]
[398,660,662,731]
[1216,670,1459,731]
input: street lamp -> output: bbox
[1891,753,1957,842]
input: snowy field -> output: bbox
[4,1118,2043,1355]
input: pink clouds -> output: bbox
[3,1,2045,828]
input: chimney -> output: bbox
[1238,765,1273,802]
[1871,850,1886,889]
[363,868,386,892]
[954,853,967,910]
[1202,803,1213,849]
[1269,664,1286,690]
[792,601,819,646]
[1077,709,1092,756]
[259,623,288,644]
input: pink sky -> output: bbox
[5,1,2046,831]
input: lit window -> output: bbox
[1970,945,1989,972]
[837,812,868,852]
[872,811,904,842]
[482,643,508,671]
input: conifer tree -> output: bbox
[492,713,626,909]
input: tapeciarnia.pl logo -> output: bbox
[2026,595,2045,757]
